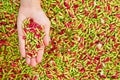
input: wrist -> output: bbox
[20,0,41,9]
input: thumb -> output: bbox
[43,24,51,46]
[33,16,51,46]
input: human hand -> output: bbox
[17,0,50,67]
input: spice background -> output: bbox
[0,0,120,79]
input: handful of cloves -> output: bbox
[23,18,45,58]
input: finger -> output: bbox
[17,14,27,57]
[36,45,45,63]
[30,57,37,67]
[26,57,31,65]
[43,24,51,46]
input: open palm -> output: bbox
[17,7,50,67]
